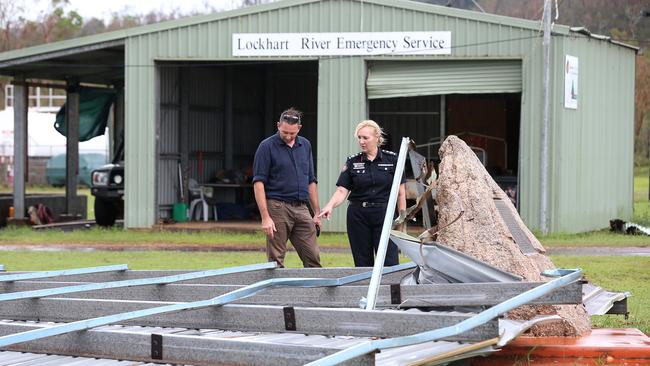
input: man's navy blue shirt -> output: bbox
[253,133,316,202]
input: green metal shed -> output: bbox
[0,0,636,233]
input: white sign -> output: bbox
[564,55,578,109]
[232,32,451,57]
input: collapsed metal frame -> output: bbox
[0,262,584,365]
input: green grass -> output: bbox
[633,169,650,226]
[0,226,351,248]
[551,255,650,335]
[540,230,649,247]
[0,250,356,270]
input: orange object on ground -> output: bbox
[473,328,650,365]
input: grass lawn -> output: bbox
[551,255,650,335]
[0,251,645,334]
[0,226,351,249]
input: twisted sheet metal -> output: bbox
[307,268,583,366]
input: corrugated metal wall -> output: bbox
[317,57,367,231]
[157,65,181,214]
[550,37,636,233]
[366,60,522,98]
[122,0,632,231]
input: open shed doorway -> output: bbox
[369,92,521,226]
[156,61,318,222]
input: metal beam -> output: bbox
[0,299,497,341]
[65,82,80,215]
[113,83,124,163]
[366,137,410,310]
[0,264,128,282]
[12,77,27,220]
[0,263,414,348]
[1,280,583,307]
[0,262,277,302]
[0,40,125,68]
[24,267,410,285]
[0,322,372,366]
[224,68,233,169]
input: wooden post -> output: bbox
[264,69,274,137]
[179,69,189,202]
[224,69,233,170]
[65,82,80,215]
[12,77,27,219]
[113,82,125,162]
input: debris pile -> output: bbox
[434,136,590,336]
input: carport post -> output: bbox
[113,83,124,162]
[224,70,233,170]
[65,81,80,215]
[12,77,27,219]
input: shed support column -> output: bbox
[264,70,274,137]
[113,83,125,162]
[179,70,189,196]
[439,94,446,144]
[539,0,552,234]
[12,78,27,219]
[224,70,233,170]
[65,82,80,215]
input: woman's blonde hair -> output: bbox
[355,120,385,146]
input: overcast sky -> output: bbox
[22,0,241,22]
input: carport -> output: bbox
[0,39,125,222]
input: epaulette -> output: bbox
[381,149,397,155]
[347,152,362,160]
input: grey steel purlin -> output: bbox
[0,265,128,283]
[0,322,372,366]
[29,267,410,285]
[0,299,497,341]
[1,281,582,307]
[0,262,277,302]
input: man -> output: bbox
[252,107,321,268]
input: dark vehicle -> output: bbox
[91,134,124,226]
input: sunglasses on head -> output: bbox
[280,113,301,124]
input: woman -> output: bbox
[319,120,406,267]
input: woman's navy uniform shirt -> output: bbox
[335,149,405,203]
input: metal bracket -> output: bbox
[151,333,163,360]
[283,306,296,331]
[390,284,401,305]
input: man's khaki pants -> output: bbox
[266,199,321,268]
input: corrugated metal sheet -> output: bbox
[317,57,367,231]
[550,36,636,233]
[367,60,522,99]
